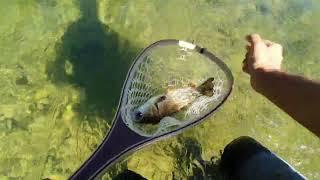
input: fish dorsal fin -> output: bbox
[196,77,215,97]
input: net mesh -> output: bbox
[121,43,231,137]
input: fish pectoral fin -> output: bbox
[159,116,182,127]
[155,117,182,135]
[158,95,166,101]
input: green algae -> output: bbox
[0,0,319,179]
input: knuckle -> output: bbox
[273,43,283,49]
[251,34,261,42]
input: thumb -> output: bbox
[246,34,263,47]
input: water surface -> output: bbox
[0,0,319,179]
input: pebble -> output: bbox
[16,75,29,85]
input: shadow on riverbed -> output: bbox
[175,137,223,179]
[112,137,223,179]
[46,0,139,120]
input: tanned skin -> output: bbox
[243,34,320,137]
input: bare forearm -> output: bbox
[252,69,320,136]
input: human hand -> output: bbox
[243,34,284,76]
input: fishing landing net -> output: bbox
[70,40,233,180]
[121,40,233,137]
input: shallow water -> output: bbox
[0,0,319,179]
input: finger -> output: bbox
[246,34,262,45]
[264,39,273,47]
[242,58,247,66]
[245,51,254,61]
[272,43,284,60]
[272,43,283,50]
[246,45,251,51]
[242,59,249,73]
[242,51,250,73]
[245,51,250,59]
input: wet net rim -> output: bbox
[120,39,234,137]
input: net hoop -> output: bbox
[120,39,234,137]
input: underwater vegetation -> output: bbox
[0,0,319,179]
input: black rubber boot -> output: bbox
[219,136,305,180]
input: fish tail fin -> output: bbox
[196,77,215,97]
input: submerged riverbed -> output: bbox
[0,0,319,179]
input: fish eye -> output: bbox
[159,95,166,101]
[135,111,143,120]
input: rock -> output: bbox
[0,105,15,119]
[6,119,12,130]
[62,107,75,122]
[16,75,29,85]
[39,98,50,105]
[34,89,50,100]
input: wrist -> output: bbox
[250,68,282,93]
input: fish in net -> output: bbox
[121,41,231,137]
